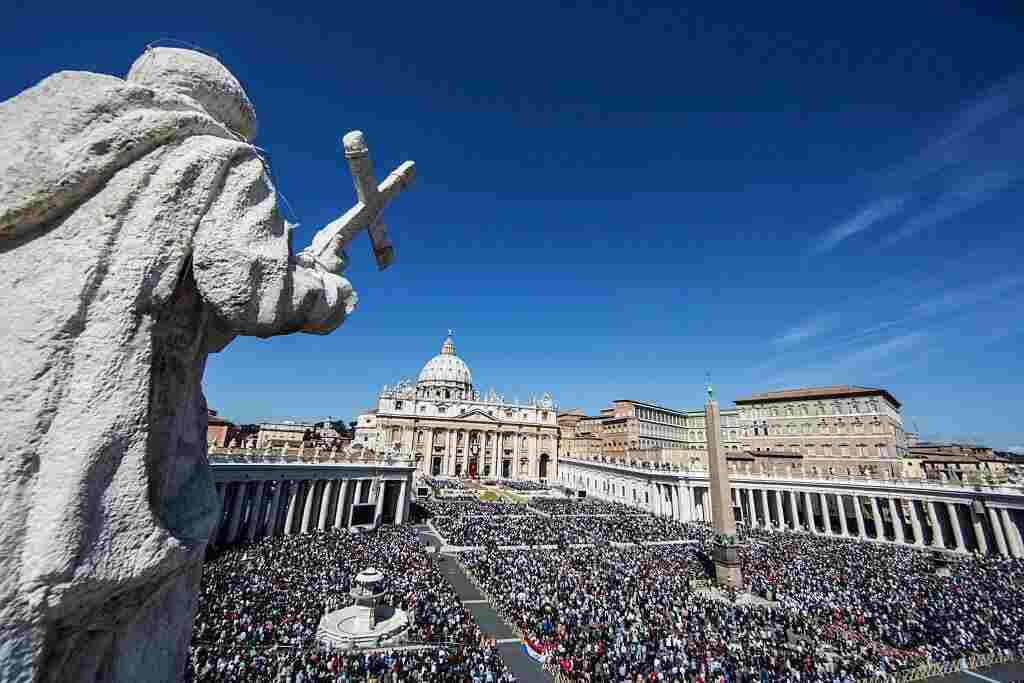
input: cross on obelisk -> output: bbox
[305,130,415,271]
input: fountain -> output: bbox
[317,567,410,649]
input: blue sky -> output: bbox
[5,2,1022,448]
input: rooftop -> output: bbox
[734,385,900,409]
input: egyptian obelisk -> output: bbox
[705,382,743,588]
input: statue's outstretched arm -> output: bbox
[192,145,357,338]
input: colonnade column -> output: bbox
[872,497,888,540]
[908,500,925,547]
[803,491,817,533]
[334,480,350,528]
[774,491,786,530]
[926,501,946,549]
[998,508,1023,557]
[819,492,832,535]
[789,491,801,531]
[318,480,335,532]
[988,508,1009,556]
[373,479,386,527]
[213,484,227,542]
[972,510,989,555]
[284,481,300,536]
[853,496,867,539]
[266,480,284,538]
[887,498,905,543]
[747,489,758,527]
[760,489,772,529]
[837,495,850,536]
[226,483,247,544]
[395,479,408,525]
[245,481,266,542]
[301,481,319,533]
[945,502,967,552]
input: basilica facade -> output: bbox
[354,335,559,480]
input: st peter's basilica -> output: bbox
[354,334,559,480]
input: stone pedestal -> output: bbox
[712,542,743,589]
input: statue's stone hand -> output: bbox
[297,233,349,275]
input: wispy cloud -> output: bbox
[911,273,1024,318]
[833,332,930,371]
[756,332,931,389]
[811,196,908,254]
[883,169,1020,245]
[812,69,1024,254]
[772,314,838,346]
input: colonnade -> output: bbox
[210,475,410,547]
[563,463,1024,558]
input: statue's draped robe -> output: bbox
[0,71,355,682]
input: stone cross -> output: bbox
[307,130,416,271]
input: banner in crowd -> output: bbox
[523,637,547,663]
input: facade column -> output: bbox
[789,490,801,531]
[746,489,758,527]
[907,500,925,547]
[760,488,772,529]
[318,480,335,531]
[988,508,1009,557]
[819,492,833,535]
[887,498,905,543]
[395,479,408,525]
[266,480,284,537]
[836,495,850,536]
[999,508,1023,558]
[926,501,946,549]
[245,481,266,542]
[284,481,301,536]
[226,482,248,544]
[853,495,867,539]
[945,502,967,552]
[334,480,350,528]
[803,491,817,533]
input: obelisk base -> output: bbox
[712,542,743,590]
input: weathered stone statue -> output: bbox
[0,47,413,682]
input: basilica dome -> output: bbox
[417,334,473,395]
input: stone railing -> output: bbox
[561,458,1020,493]
[208,447,415,468]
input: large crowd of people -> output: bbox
[497,479,549,491]
[432,512,704,547]
[739,529,1024,668]
[185,478,1024,683]
[458,524,1024,683]
[433,515,607,547]
[528,498,646,516]
[185,526,517,682]
[420,498,530,518]
[421,476,468,491]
